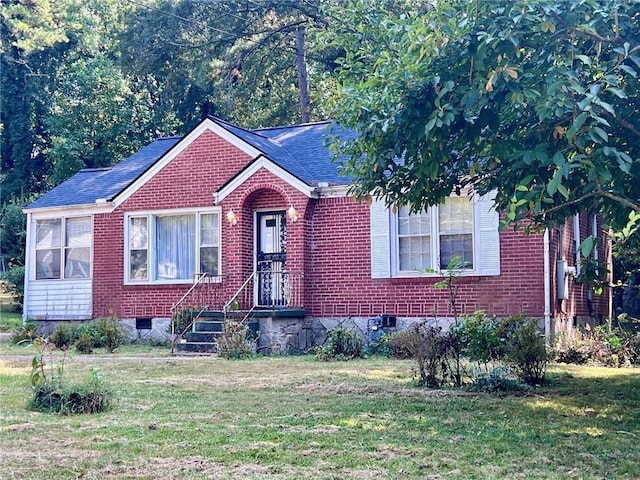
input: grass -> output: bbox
[0,349,639,479]
[0,288,21,332]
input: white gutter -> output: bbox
[544,227,552,343]
[573,214,581,278]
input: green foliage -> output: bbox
[9,319,38,345]
[75,330,94,355]
[503,319,550,385]
[171,308,195,337]
[315,327,364,361]
[27,334,111,414]
[30,367,111,415]
[328,0,640,231]
[49,324,78,350]
[453,311,501,365]
[2,266,25,308]
[466,366,529,394]
[215,321,256,360]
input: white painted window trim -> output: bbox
[123,207,222,285]
[30,215,93,281]
[372,192,500,279]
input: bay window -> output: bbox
[126,210,220,283]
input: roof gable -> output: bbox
[26,116,354,212]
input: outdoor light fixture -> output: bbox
[287,206,299,223]
[226,209,238,226]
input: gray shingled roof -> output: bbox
[27,117,353,210]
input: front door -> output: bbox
[256,212,287,307]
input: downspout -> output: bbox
[573,214,581,278]
[22,212,32,324]
[544,228,552,344]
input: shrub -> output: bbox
[30,368,111,415]
[170,308,195,337]
[555,326,640,367]
[315,327,364,361]
[75,330,93,354]
[94,316,124,353]
[467,366,529,393]
[9,319,39,345]
[503,318,550,385]
[215,321,256,359]
[411,323,457,387]
[29,337,111,415]
[2,266,25,308]
[453,311,501,365]
[50,324,78,350]
[388,329,417,359]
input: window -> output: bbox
[369,192,500,279]
[397,197,473,273]
[126,210,220,283]
[35,217,91,280]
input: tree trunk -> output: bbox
[295,28,311,124]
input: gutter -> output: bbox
[544,228,552,343]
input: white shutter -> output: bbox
[370,199,391,278]
[475,191,501,276]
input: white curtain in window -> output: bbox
[155,215,195,280]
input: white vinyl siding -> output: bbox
[125,209,221,284]
[26,280,92,320]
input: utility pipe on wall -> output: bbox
[544,228,552,343]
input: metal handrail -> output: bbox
[223,271,256,314]
[171,272,213,313]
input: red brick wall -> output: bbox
[92,126,610,323]
[305,197,546,319]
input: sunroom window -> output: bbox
[126,210,220,283]
[35,216,91,280]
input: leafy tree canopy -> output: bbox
[327,0,640,231]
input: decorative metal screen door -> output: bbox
[256,212,287,307]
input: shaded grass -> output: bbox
[0,353,638,479]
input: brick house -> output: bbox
[23,116,611,352]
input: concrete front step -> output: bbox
[176,341,216,353]
[185,331,219,343]
[194,321,224,333]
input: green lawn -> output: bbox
[0,350,638,479]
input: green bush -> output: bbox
[170,308,195,337]
[94,316,124,353]
[50,324,78,350]
[315,327,364,361]
[9,319,38,345]
[503,319,549,385]
[453,311,501,365]
[75,330,93,354]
